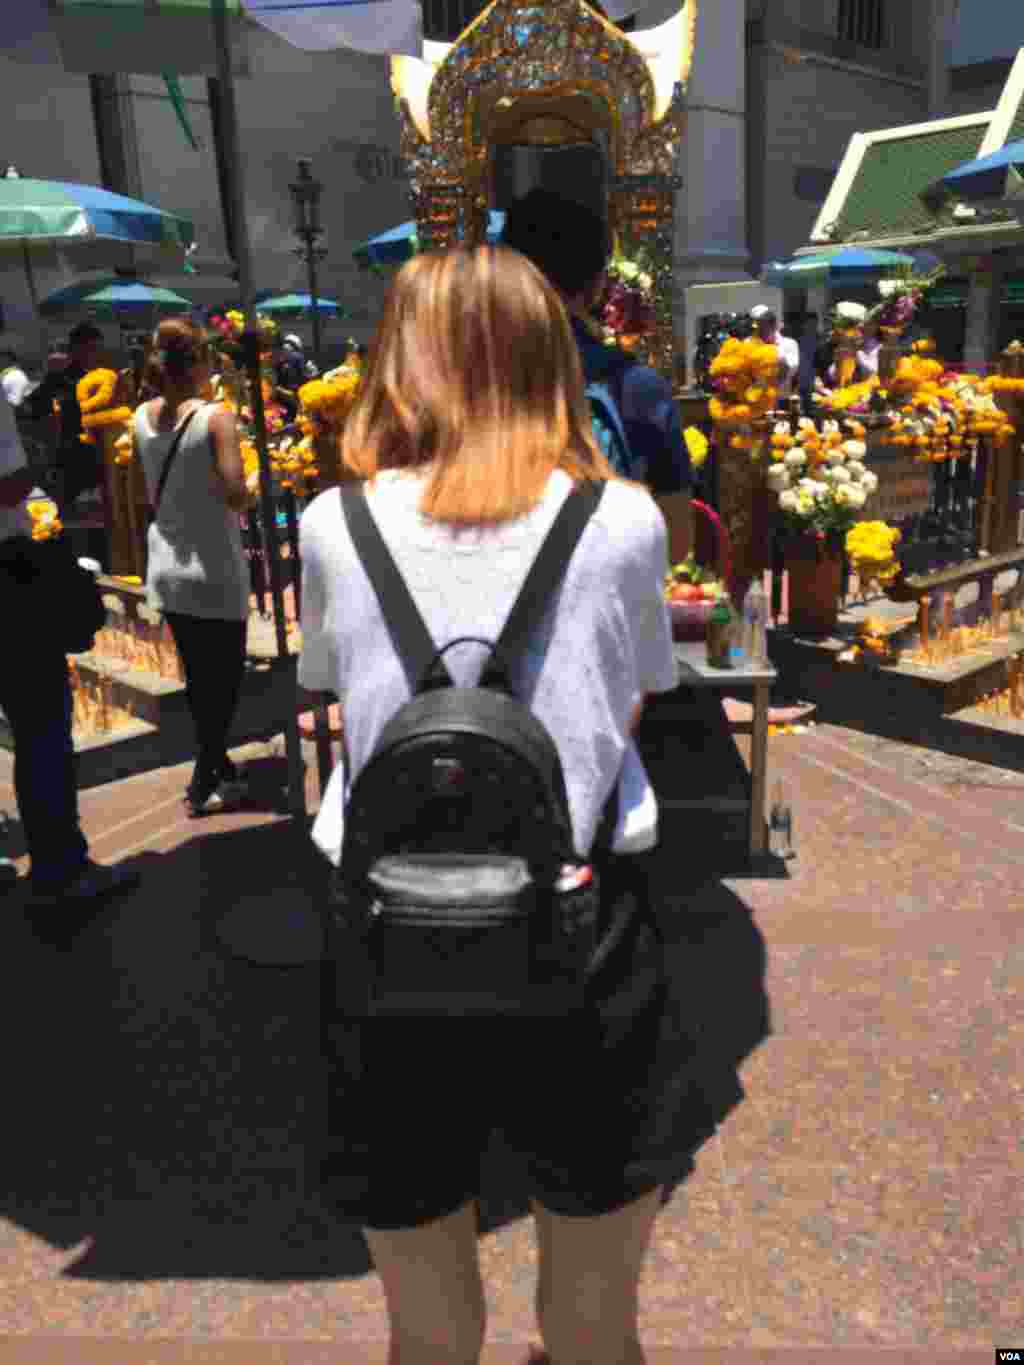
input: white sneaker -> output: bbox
[187,779,248,816]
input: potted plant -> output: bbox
[764,416,880,635]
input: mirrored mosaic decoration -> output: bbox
[393,0,697,379]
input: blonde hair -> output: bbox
[339,245,619,525]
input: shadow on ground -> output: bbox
[0,796,769,1284]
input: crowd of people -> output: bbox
[0,190,769,1365]
[693,305,898,412]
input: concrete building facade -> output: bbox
[2,0,1021,368]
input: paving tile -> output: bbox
[724,1162,880,1346]
[639,1163,751,1347]
[763,946,885,1043]
[877,1051,1022,1167]
[720,1041,883,1169]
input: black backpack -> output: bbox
[325,478,622,1022]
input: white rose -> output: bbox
[798,477,818,492]
[842,439,867,459]
[845,485,868,509]
[824,447,847,465]
[861,471,879,494]
[814,482,832,500]
[766,465,791,491]
[638,272,653,292]
[829,465,852,484]
[779,489,799,512]
[846,460,866,481]
[784,449,807,469]
[833,484,853,506]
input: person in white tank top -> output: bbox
[135,319,251,815]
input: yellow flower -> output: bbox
[81,405,133,431]
[26,498,63,542]
[77,369,119,413]
[683,426,709,468]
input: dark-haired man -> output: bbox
[502,189,692,565]
[0,390,139,931]
[23,321,105,511]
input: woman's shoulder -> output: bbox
[135,398,161,434]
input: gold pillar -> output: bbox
[713,420,773,597]
[99,424,145,579]
[991,342,1024,554]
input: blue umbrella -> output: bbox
[941,138,1024,202]
[354,211,507,267]
[762,246,915,289]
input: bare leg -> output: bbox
[363,1199,486,1365]
[532,1186,663,1365]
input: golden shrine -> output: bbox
[390,0,698,378]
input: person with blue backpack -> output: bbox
[502,189,693,566]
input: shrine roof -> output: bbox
[804,47,1024,254]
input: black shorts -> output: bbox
[318,853,749,1232]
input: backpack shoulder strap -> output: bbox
[339,483,454,689]
[484,480,605,686]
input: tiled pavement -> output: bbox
[0,711,1021,1365]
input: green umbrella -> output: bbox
[0,172,194,353]
[40,275,194,324]
[762,247,915,288]
[256,293,342,316]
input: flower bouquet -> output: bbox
[868,266,945,336]
[845,521,902,596]
[25,495,62,542]
[765,417,879,543]
[298,360,362,435]
[880,361,1015,458]
[599,251,656,348]
[707,336,781,446]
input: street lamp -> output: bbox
[288,157,327,371]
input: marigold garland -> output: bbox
[708,337,780,431]
[77,369,119,413]
[298,364,362,430]
[81,405,133,431]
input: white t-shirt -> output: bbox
[1,367,32,408]
[298,468,678,867]
[775,335,800,393]
[0,391,31,544]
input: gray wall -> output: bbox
[952,3,1024,67]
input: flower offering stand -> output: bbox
[0,575,303,791]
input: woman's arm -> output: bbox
[207,404,249,512]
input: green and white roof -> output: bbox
[805,47,1024,255]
